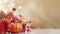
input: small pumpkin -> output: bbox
[10,23,23,33]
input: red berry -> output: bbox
[22,23,26,32]
[19,15,21,17]
[27,26,29,28]
[27,29,29,31]
[12,8,16,11]
[29,21,31,23]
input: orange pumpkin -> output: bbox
[10,23,23,33]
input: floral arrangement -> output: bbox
[0,8,31,34]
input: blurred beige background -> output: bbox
[1,0,60,29]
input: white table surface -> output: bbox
[7,29,60,34]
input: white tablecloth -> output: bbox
[7,29,60,34]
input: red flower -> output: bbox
[11,16,22,23]
[0,18,10,32]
